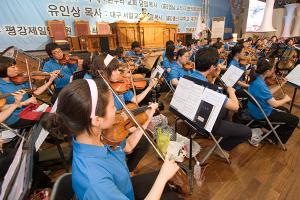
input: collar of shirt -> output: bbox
[72,137,124,158]
[0,78,11,85]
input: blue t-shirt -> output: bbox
[125,50,144,66]
[167,62,192,82]
[162,56,176,81]
[72,138,134,200]
[189,70,208,81]
[248,76,273,119]
[0,78,30,125]
[43,58,77,89]
[83,73,134,111]
[228,59,245,90]
[224,41,236,50]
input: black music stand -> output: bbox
[1,124,41,200]
[169,76,230,192]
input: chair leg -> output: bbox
[54,140,69,172]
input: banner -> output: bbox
[0,0,202,51]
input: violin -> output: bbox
[10,71,63,85]
[0,89,33,108]
[101,103,150,147]
[59,54,80,65]
[111,74,150,94]
[183,61,195,70]
[239,55,258,65]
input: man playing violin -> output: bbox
[43,42,83,104]
[0,56,58,128]
[125,41,151,77]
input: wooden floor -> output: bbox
[45,84,300,200]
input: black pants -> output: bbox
[266,107,299,144]
[0,148,16,179]
[126,135,150,172]
[132,171,183,200]
[213,120,252,151]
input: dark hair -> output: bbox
[212,42,224,50]
[0,56,16,78]
[227,35,233,40]
[166,44,175,62]
[41,78,110,136]
[227,45,243,67]
[89,54,119,79]
[176,49,188,60]
[177,39,182,43]
[249,58,273,83]
[186,41,192,48]
[45,42,60,57]
[285,38,294,44]
[131,41,140,50]
[216,37,222,43]
[195,47,219,72]
[271,35,277,41]
[114,47,124,58]
[165,40,174,47]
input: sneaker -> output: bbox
[214,148,230,159]
[249,128,263,147]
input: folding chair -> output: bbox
[243,89,287,150]
[50,173,74,200]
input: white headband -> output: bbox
[86,79,98,118]
[104,54,114,67]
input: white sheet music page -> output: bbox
[151,64,164,79]
[286,64,300,86]
[201,89,226,132]
[170,78,205,120]
[221,65,244,87]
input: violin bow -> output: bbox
[0,122,27,141]
[273,58,286,98]
[97,70,165,160]
[126,60,138,106]
[25,58,33,90]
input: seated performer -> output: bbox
[43,42,83,104]
[41,78,182,200]
[0,56,58,128]
[168,49,193,86]
[248,58,299,144]
[125,41,151,77]
[190,47,252,158]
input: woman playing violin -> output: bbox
[0,56,58,128]
[43,42,83,104]
[41,78,181,200]
[168,49,193,87]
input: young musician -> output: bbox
[125,41,151,77]
[227,46,249,94]
[175,39,184,49]
[224,35,236,51]
[169,49,193,87]
[114,46,126,63]
[0,56,58,128]
[190,47,251,158]
[163,44,176,76]
[43,42,82,104]
[248,58,299,144]
[41,78,181,200]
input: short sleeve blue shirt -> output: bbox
[72,138,134,200]
[189,70,208,81]
[247,76,273,119]
[0,78,30,125]
[167,62,192,81]
[43,58,77,89]
[125,50,144,65]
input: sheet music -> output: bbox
[200,89,226,132]
[0,139,24,200]
[151,64,164,79]
[221,65,244,87]
[170,77,226,132]
[286,64,300,87]
[35,100,58,151]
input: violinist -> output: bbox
[190,47,251,158]
[169,49,193,87]
[212,42,227,70]
[175,39,185,50]
[248,58,299,144]
[125,41,151,77]
[224,35,236,51]
[227,46,249,96]
[41,78,181,200]
[162,40,174,62]
[114,46,126,63]
[0,56,58,128]
[43,42,83,104]
[162,44,176,79]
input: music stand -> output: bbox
[1,124,41,200]
[169,76,230,192]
